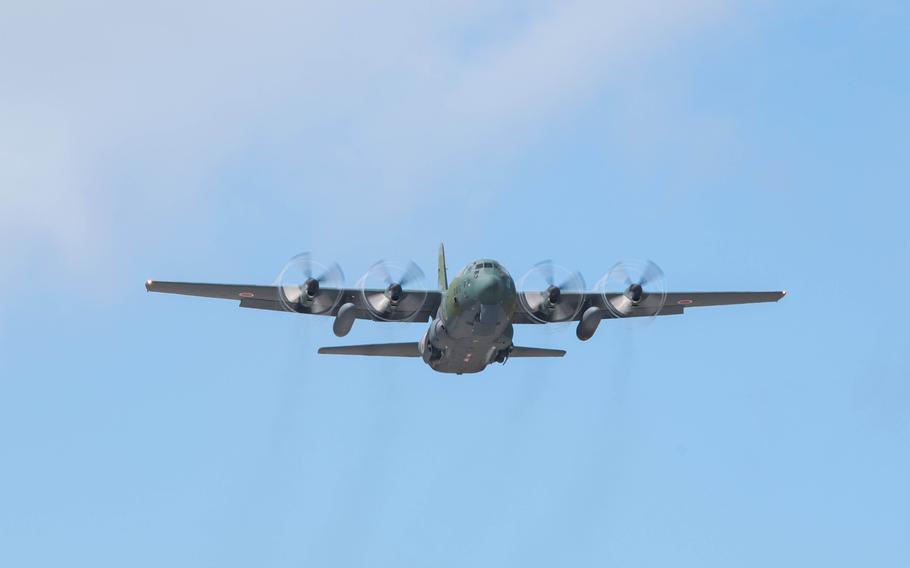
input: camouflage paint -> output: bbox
[421,258,518,374]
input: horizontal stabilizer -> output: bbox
[318,342,420,357]
[509,346,566,358]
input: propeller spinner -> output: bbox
[517,260,586,324]
[275,252,345,314]
[359,260,428,321]
[598,259,668,321]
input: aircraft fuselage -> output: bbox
[419,259,518,374]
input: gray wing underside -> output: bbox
[317,343,420,357]
[511,291,786,323]
[145,280,441,322]
[509,346,566,357]
[314,344,563,358]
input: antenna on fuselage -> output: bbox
[437,242,448,290]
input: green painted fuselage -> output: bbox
[420,259,518,374]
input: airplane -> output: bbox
[146,244,785,374]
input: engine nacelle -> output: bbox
[420,319,447,363]
[607,294,638,317]
[332,302,357,337]
[576,306,602,341]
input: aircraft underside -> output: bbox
[145,243,785,374]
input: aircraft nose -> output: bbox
[474,274,504,304]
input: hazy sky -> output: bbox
[1,2,908,567]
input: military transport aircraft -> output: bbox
[146,244,785,374]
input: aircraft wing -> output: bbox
[511,290,786,323]
[145,280,442,322]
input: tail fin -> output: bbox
[438,242,448,290]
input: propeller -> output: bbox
[517,260,586,324]
[597,259,668,322]
[359,260,428,321]
[275,252,345,314]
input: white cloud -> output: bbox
[0,0,726,284]
[0,104,99,271]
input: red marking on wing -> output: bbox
[239,292,255,298]
[677,299,693,305]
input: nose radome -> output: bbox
[475,274,504,304]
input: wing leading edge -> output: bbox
[511,290,785,323]
[145,280,442,322]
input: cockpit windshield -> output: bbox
[460,260,501,275]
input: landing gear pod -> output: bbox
[333,302,357,337]
[576,306,602,341]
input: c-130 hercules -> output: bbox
[146,244,785,374]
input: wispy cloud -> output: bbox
[0,0,726,283]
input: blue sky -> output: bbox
[1,1,908,566]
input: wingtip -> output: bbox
[145,279,153,292]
